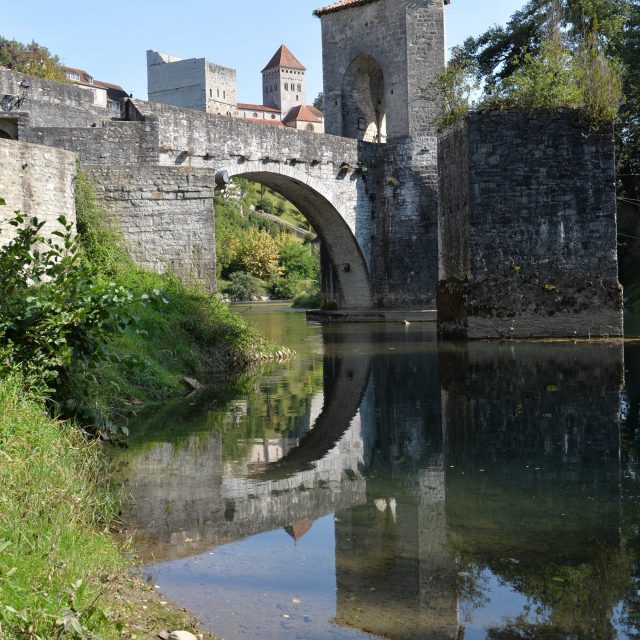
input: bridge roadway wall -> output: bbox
[0,138,77,249]
[0,67,623,332]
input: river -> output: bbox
[116,303,640,640]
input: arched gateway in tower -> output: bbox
[314,0,448,309]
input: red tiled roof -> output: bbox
[243,117,285,126]
[262,45,306,73]
[314,0,449,16]
[282,104,323,124]
[64,66,128,100]
[237,102,281,113]
[285,519,316,541]
[307,105,324,118]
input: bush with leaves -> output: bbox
[431,59,481,130]
[224,271,266,301]
[0,204,163,424]
[480,36,623,124]
[232,228,283,280]
[0,36,66,82]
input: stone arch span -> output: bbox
[226,162,373,309]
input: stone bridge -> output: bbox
[20,94,434,310]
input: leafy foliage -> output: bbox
[431,59,481,129]
[278,236,318,281]
[313,91,324,112]
[480,35,623,123]
[215,181,320,301]
[0,212,149,394]
[232,228,283,280]
[224,271,266,301]
[0,36,66,81]
[451,0,638,166]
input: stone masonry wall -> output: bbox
[84,166,217,290]
[318,0,445,308]
[0,138,76,248]
[438,110,623,339]
[0,67,114,129]
[26,120,159,165]
[369,138,439,307]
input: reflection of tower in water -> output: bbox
[334,337,461,640]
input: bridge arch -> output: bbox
[342,53,387,143]
[225,162,373,309]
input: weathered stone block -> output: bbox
[437,111,623,339]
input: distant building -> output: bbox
[146,51,238,117]
[146,45,324,132]
[261,44,306,115]
[63,66,128,113]
[282,104,324,132]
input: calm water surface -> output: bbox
[116,303,640,640]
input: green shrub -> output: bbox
[278,237,318,280]
[482,36,623,126]
[0,211,154,395]
[255,198,274,214]
[224,271,266,301]
[271,274,303,300]
[438,34,624,130]
[432,58,481,130]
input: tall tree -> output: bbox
[0,37,66,82]
[453,0,638,168]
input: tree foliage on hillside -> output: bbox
[215,181,320,301]
[451,0,639,171]
[0,36,66,81]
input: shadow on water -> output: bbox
[115,305,640,640]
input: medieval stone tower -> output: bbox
[262,45,307,115]
[315,0,448,307]
[316,0,447,140]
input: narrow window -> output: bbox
[210,89,212,98]
[223,91,226,99]
[285,83,288,91]
[217,89,220,97]
[297,84,301,92]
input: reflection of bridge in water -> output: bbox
[122,335,625,639]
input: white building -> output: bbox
[63,66,128,113]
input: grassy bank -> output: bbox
[0,377,218,639]
[68,173,277,426]
[0,375,122,638]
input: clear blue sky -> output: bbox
[2,0,524,104]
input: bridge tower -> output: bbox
[315,0,447,141]
[315,0,449,308]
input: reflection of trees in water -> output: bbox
[123,355,324,465]
[440,342,628,640]
[619,345,640,639]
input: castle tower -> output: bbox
[314,0,448,142]
[262,45,307,115]
[314,0,450,308]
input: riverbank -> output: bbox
[0,175,278,638]
[69,173,280,430]
[0,376,221,638]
